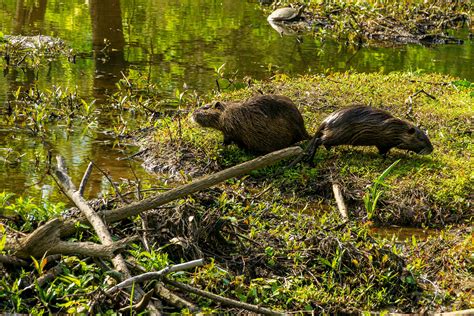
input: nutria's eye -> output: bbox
[213,102,224,110]
[408,127,416,134]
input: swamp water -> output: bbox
[0,1,472,212]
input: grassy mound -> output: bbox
[145,71,473,227]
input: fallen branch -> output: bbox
[79,162,93,196]
[59,146,303,237]
[0,254,29,266]
[53,155,131,276]
[52,156,160,314]
[332,183,349,220]
[154,283,198,312]
[107,259,205,295]
[22,264,64,291]
[164,279,284,316]
[7,218,135,258]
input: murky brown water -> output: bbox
[371,226,438,241]
[0,0,473,206]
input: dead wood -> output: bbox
[164,278,284,316]
[79,161,93,196]
[154,282,198,312]
[12,218,62,258]
[22,264,64,291]
[118,289,155,314]
[0,254,29,266]
[52,156,160,315]
[6,218,134,259]
[53,156,131,274]
[332,182,349,220]
[58,146,303,238]
[106,259,205,295]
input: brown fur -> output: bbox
[192,94,311,153]
[305,106,434,160]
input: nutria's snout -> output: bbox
[418,144,434,155]
[191,102,224,129]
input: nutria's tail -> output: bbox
[288,136,323,168]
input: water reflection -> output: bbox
[90,0,126,97]
[268,20,304,37]
[13,0,48,34]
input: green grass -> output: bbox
[147,71,473,227]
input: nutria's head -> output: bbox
[191,101,226,129]
[396,123,434,155]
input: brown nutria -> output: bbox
[192,94,311,153]
[302,106,434,162]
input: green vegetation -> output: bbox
[1,69,472,313]
[269,0,471,45]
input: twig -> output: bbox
[332,182,349,220]
[107,259,205,295]
[117,148,150,161]
[79,162,93,196]
[118,289,155,314]
[0,254,29,266]
[89,160,128,204]
[22,264,64,291]
[164,279,284,316]
[154,282,198,312]
[406,89,437,103]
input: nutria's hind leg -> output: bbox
[287,136,322,168]
[376,145,390,158]
[304,137,323,164]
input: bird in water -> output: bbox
[267,5,306,22]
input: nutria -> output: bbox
[192,94,311,153]
[302,106,433,162]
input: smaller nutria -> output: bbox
[192,94,311,154]
[302,106,433,162]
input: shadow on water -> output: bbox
[0,0,473,201]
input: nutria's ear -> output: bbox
[408,127,416,134]
[213,101,225,110]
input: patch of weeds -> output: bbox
[363,159,401,220]
[2,86,98,137]
[0,192,65,231]
[0,35,74,68]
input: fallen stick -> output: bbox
[22,264,64,291]
[8,218,134,258]
[332,183,349,220]
[154,282,198,312]
[0,254,29,266]
[78,162,93,196]
[52,156,160,315]
[164,279,284,316]
[53,156,131,277]
[59,146,303,237]
[107,259,205,295]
